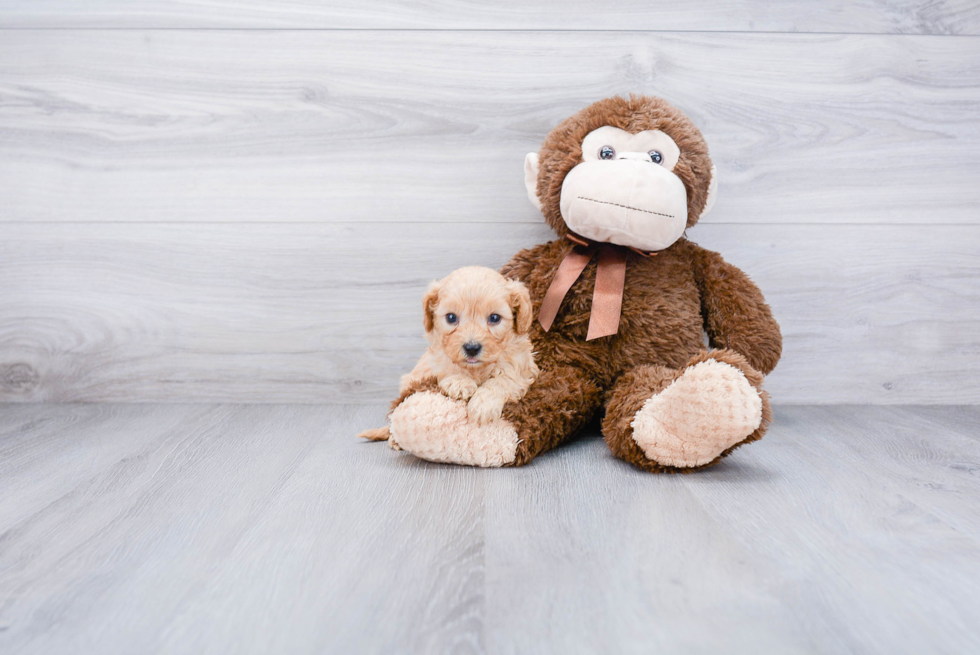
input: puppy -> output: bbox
[358,266,539,443]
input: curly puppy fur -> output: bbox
[358,266,539,441]
[395,95,782,471]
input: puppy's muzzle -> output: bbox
[463,342,482,358]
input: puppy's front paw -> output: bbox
[467,390,504,425]
[439,375,478,400]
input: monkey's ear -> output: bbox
[700,164,718,218]
[422,281,441,333]
[507,279,534,335]
[524,152,542,211]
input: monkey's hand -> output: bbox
[439,374,479,400]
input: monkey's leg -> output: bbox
[503,364,604,466]
[602,349,771,472]
[389,364,602,468]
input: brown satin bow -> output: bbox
[538,234,656,341]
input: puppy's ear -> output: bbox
[507,279,533,335]
[422,280,441,333]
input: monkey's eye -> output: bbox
[488,313,502,325]
[599,145,616,160]
[649,150,663,165]
[445,313,457,325]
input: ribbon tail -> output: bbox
[538,246,595,332]
[586,245,627,340]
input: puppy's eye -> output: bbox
[488,313,502,325]
[648,150,663,165]
[445,313,457,325]
[599,145,616,160]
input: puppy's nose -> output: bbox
[463,342,482,357]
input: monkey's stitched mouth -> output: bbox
[578,196,675,219]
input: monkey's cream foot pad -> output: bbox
[630,359,763,468]
[389,392,518,467]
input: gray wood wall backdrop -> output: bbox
[1,2,979,404]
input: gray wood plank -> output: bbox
[484,439,815,654]
[0,0,977,33]
[156,405,485,654]
[898,405,980,442]
[0,404,484,654]
[0,405,325,654]
[484,405,980,654]
[671,406,980,655]
[2,404,979,653]
[795,405,980,540]
[0,404,208,528]
[2,222,977,405]
[1,30,978,225]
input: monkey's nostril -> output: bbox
[463,342,482,357]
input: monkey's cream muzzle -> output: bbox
[525,126,717,253]
[558,158,688,252]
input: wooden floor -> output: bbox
[1,404,978,654]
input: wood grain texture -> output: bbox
[2,403,979,653]
[485,406,980,653]
[1,30,978,225]
[0,0,978,33]
[1,222,977,405]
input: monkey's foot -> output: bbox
[389,392,519,467]
[630,357,764,468]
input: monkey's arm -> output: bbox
[687,243,782,375]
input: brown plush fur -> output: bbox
[395,95,782,471]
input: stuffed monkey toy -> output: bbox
[387,95,782,472]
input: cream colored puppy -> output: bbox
[359,266,538,442]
